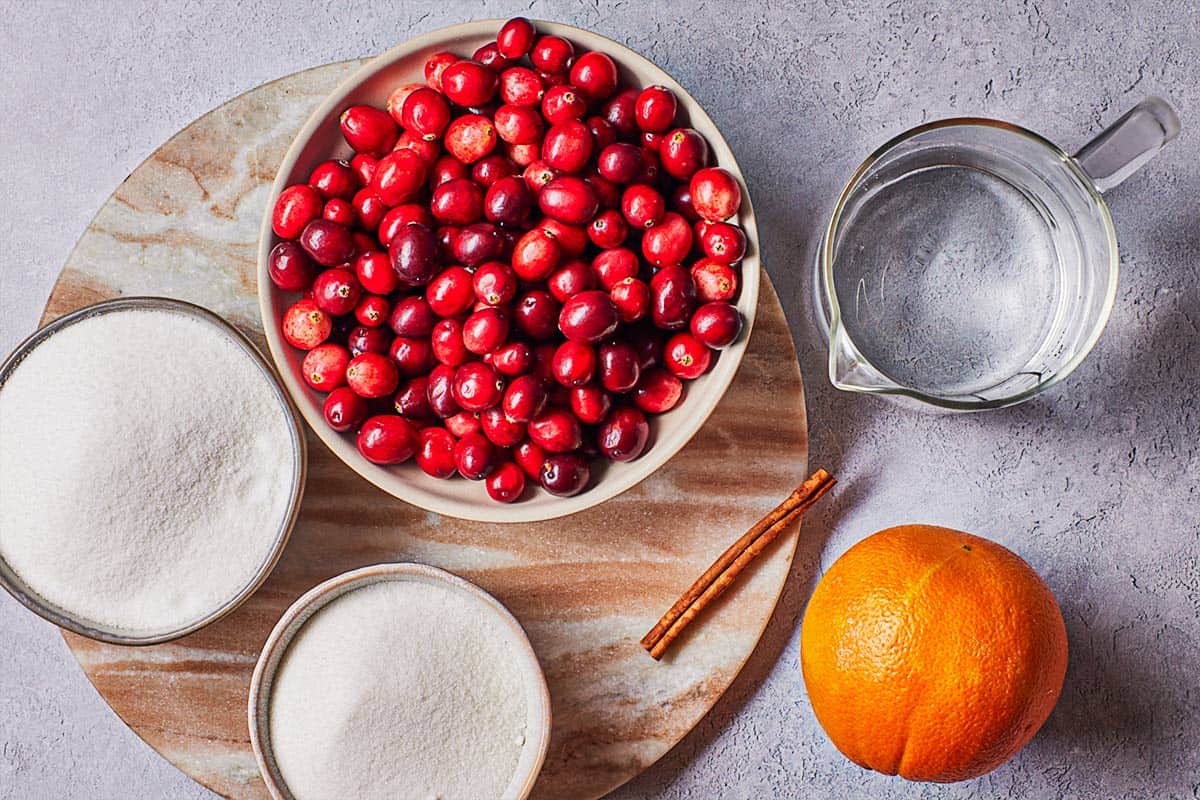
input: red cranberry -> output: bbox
[309,159,359,201]
[491,341,534,377]
[690,301,742,349]
[312,267,362,316]
[454,431,498,480]
[430,155,471,188]
[634,367,684,413]
[634,86,677,133]
[346,352,399,398]
[558,290,619,343]
[480,406,526,447]
[530,35,574,73]
[416,427,458,478]
[691,258,738,301]
[435,225,461,261]
[598,341,641,393]
[484,176,534,227]
[322,198,355,227]
[378,204,432,247]
[351,154,379,185]
[371,148,427,205]
[388,336,435,377]
[453,362,504,412]
[430,178,484,225]
[472,42,513,73]
[514,440,547,479]
[539,176,599,225]
[445,114,498,164]
[354,294,390,327]
[268,241,316,292]
[701,221,747,263]
[493,104,544,145]
[514,290,561,341]
[665,332,713,379]
[541,120,594,174]
[547,260,597,302]
[427,265,475,317]
[569,52,618,101]
[389,223,439,286]
[669,183,700,222]
[539,453,589,496]
[660,128,709,180]
[597,143,643,184]
[650,265,697,330]
[588,115,618,149]
[497,17,537,59]
[552,340,596,387]
[584,170,621,209]
[570,384,611,425]
[528,408,582,453]
[500,66,546,107]
[453,222,505,266]
[610,277,651,323]
[523,159,558,192]
[445,411,483,437]
[340,105,399,155]
[299,219,355,267]
[601,88,639,138]
[441,60,499,107]
[592,247,639,290]
[431,318,469,367]
[621,184,665,229]
[502,374,549,423]
[643,212,693,267]
[423,53,458,92]
[588,208,628,249]
[462,307,510,355]
[599,406,650,462]
[394,376,434,421]
[511,229,561,281]
[324,386,369,432]
[347,324,391,356]
[357,415,417,464]
[352,189,387,231]
[689,167,742,222]
[301,343,350,391]
[629,323,666,370]
[486,461,526,503]
[283,299,332,349]
[506,142,541,167]
[472,153,519,186]
[537,218,589,258]
[395,130,441,164]
[427,364,461,418]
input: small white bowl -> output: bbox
[248,562,552,800]
[258,20,761,522]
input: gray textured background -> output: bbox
[2,1,1198,798]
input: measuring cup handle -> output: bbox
[1073,96,1180,193]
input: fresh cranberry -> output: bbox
[312,267,362,316]
[351,154,379,185]
[491,341,534,377]
[514,439,547,479]
[701,221,747,263]
[389,223,440,286]
[642,212,693,267]
[485,461,526,503]
[505,142,540,167]
[385,296,432,338]
[610,277,651,323]
[483,176,534,227]
[454,431,498,480]
[378,204,432,246]
[356,250,398,298]
[634,367,683,413]
[569,52,618,101]
[301,343,350,391]
[347,324,391,356]
[427,265,475,317]
[501,374,549,423]
[634,86,677,133]
[587,115,618,150]
[351,189,387,231]
[514,290,561,341]
[500,66,545,107]
[511,228,561,282]
[649,266,698,332]
[345,352,399,398]
[298,219,356,267]
[431,318,469,367]
[472,42,513,73]
[530,35,574,73]
[386,83,426,122]
[340,105,399,155]
[445,114,498,164]
[308,160,358,202]
[594,143,642,184]
[354,294,390,327]
[497,17,537,58]
[585,171,621,209]
[416,426,458,478]
[691,258,738,302]
[539,453,589,496]
[601,88,639,138]
[668,183,700,222]
[591,247,639,290]
[690,301,742,349]
[621,184,665,229]
[451,223,502,267]
[551,340,596,387]
[599,406,649,462]
[528,408,582,453]
[324,386,369,432]
[430,155,471,188]
[538,176,599,225]
[688,167,742,222]
[493,104,544,145]
[394,376,434,421]
[452,362,504,412]
[424,52,459,93]
[569,384,611,425]
[664,332,713,379]
[472,154,518,187]
[371,148,427,205]
[462,307,510,355]
[445,411,483,437]
[429,179,483,226]
[537,218,589,257]
[357,415,417,464]
[441,60,499,107]
[547,260,596,302]
[427,364,461,418]
[588,208,628,249]
[541,120,594,174]
[480,406,526,447]
[268,241,316,291]
[598,341,641,393]
[660,128,709,180]
[388,336,435,377]
[558,290,619,343]
[435,225,461,261]
[396,129,441,164]
[283,299,332,349]
[321,198,355,227]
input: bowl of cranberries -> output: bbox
[258,18,759,522]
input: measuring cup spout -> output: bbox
[828,319,899,393]
[1073,96,1180,193]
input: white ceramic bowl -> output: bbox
[248,562,552,800]
[258,19,760,522]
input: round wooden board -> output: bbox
[45,61,808,799]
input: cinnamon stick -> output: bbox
[641,469,835,660]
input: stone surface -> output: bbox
[1,1,1197,799]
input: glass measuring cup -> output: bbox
[814,97,1179,410]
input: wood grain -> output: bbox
[47,61,808,799]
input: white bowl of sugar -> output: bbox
[249,562,552,800]
[0,297,306,644]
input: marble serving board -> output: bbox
[44,61,809,799]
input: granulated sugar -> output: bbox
[269,578,531,800]
[0,305,296,636]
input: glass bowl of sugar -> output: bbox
[0,297,307,645]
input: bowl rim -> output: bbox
[0,296,307,645]
[257,18,761,523]
[247,561,553,800]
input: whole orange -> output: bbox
[800,524,1067,782]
